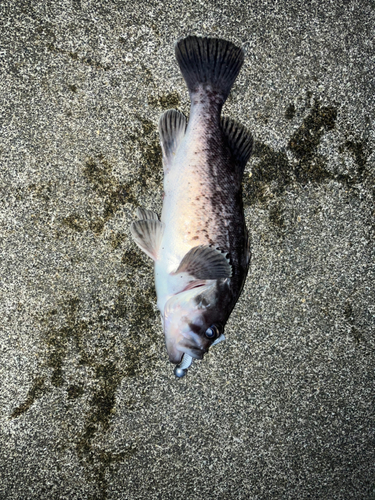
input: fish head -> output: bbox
[163,283,227,364]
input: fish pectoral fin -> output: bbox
[221,116,253,179]
[158,109,187,170]
[136,207,159,221]
[175,245,232,280]
[130,219,164,261]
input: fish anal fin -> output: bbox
[175,245,232,280]
[130,219,164,261]
[158,109,187,170]
[221,116,253,179]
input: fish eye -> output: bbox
[205,325,220,339]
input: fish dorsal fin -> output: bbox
[130,219,164,261]
[175,245,232,280]
[136,207,159,220]
[221,116,253,179]
[158,109,187,169]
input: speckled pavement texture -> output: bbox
[0,1,374,499]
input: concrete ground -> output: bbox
[0,1,374,499]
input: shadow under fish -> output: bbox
[130,36,252,377]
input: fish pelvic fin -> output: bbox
[130,219,164,261]
[175,36,244,103]
[158,110,187,170]
[221,117,253,179]
[175,245,232,280]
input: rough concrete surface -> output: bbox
[0,0,374,499]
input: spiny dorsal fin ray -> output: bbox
[136,207,159,220]
[130,219,164,261]
[158,109,187,169]
[175,245,232,280]
[221,116,253,178]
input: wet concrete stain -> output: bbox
[11,377,48,419]
[147,91,181,109]
[285,103,296,120]
[130,115,163,181]
[10,281,157,498]
[61,154,138,236]
[109,232,127,249]
[47,43,111,71]
[343,301,365,344]
[61,213,88,233]
[62,115,163,238]
[288,101,337,160]
[75,360,137,500]
[243,101,372,228]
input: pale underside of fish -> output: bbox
[131,35,253,377]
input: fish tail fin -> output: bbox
[175,36,244,103]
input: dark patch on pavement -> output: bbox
[285,103,296,120]
[47,43,111,71]
[62,116,163,236]
[75,360,137,499]
[11,377,48,419]
[243,101,338,209]
[288,102,337,159]
[243,100,373,238]
[10,285,157,498]
[67,384,84,399]
[148,91,181,109]
[343,301,365,344]
[62,154,138,235]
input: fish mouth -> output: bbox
[166,332,209,364]
[167,342,207,363]
[177,333,209,360]
[178,343,207,360]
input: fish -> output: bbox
[130,35,253,377]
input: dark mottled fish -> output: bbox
[131,36,252,377]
